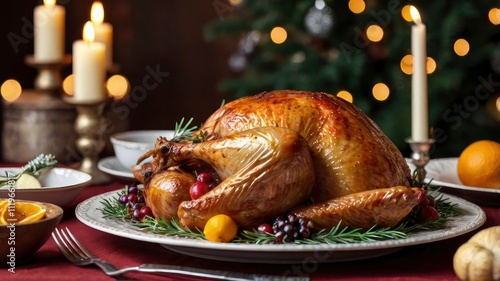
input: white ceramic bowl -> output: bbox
[0,168,92,208]
[110,130,175,169]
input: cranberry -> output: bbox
[136,195,145,204]
[427,195,435,207]
[197,172,213,184]
[257,223,273,234]
[189,181,210,200]
[417,205,439,223]
[127,193,138,204]
[417,189,430,208]
[138,206,154,221]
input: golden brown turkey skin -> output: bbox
[142,167,195,221]
[198,90,411,201]
[291,186,423,230]
[153,126,315,230]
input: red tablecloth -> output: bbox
[2,180,499,281]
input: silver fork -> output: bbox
[52,227,309,281]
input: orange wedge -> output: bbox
[0,201,46,225]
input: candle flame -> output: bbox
[410,6,422,24]
[83,21,95,43]
[44,0,56,8]
[91,1,105,25]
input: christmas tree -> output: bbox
[204,0,500,157]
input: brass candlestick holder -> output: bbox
[406,138,435,187]
[25,55,72,94]
[64,96,112,185]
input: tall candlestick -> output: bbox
[91,1,113,70]
[34,0,65,62]
[410,6,428,141]
[72,22,106,101]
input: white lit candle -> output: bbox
[91,1,113,70]
[34,0,65,62]
[72,22,106,101]
[410,6,428,141]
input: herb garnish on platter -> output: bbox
[99,185,461,245]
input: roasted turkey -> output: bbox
[134,90,417,231]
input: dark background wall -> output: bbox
[0,0,237,133]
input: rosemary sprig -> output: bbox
[170,117,198,142]
[100,196,129,219]
[132,217,205,240]
[0,154,57,188]
[169,117,208,143]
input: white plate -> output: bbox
[98,156,135,181]
[0,168,92,207]
[76,190,486,264]
[423,158,500,206]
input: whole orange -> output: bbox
[457,140,500,188]
[203,214,238,243]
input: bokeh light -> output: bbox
[366,25,384,42]
[454,38,470,56]
[372,83,390,101]
[400,54,413,75]
[337,90,353,103]
[426,57,436,74]
[401,5,413,22]
[348,0,365,14]
[106,74,130,98]
[489,8,500,25]
[62,74,74,95]
[1,79,22,102]
[400,55,436,75]
[229,0,243,6]
[270,26,287,44]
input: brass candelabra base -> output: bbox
[406,138,435,188]
[64,97,112,185]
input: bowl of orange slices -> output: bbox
[0,199,63,264]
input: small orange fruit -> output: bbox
[203,214,238,242]
[0,201,46,225]
[457,140,500,188]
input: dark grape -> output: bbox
[121,184,155,221]
[119,194,128,205]
[128,185,139,195]
[274,231,285,243]
[283,223,294,235]
[287,214,298,224]
[132,208,141,220]
[269,215,315,243]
